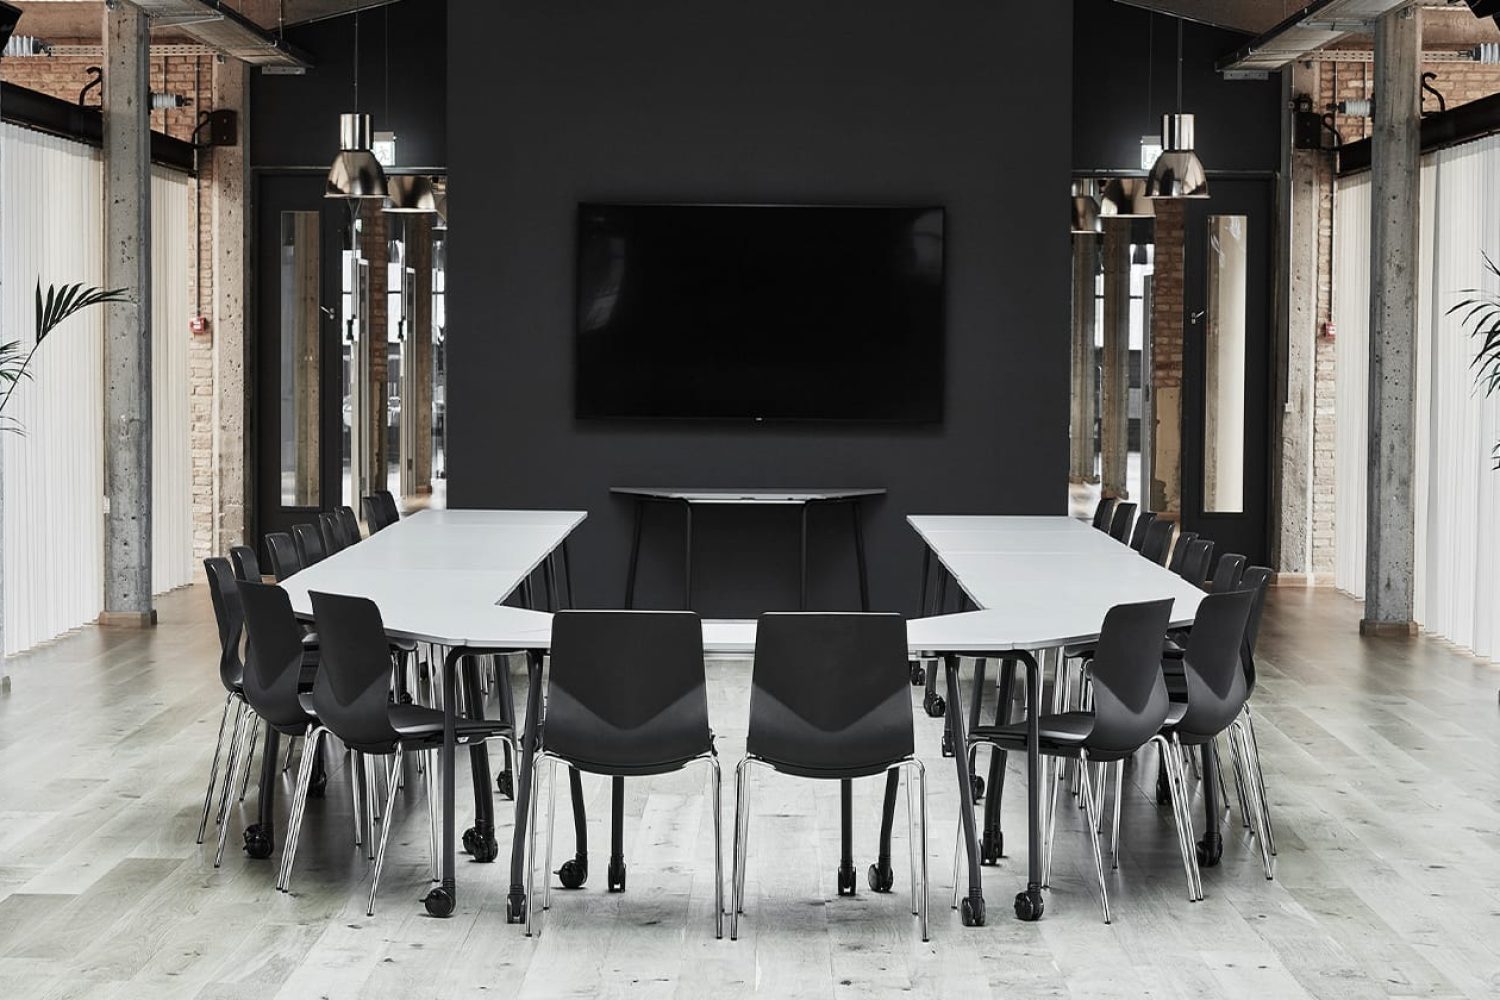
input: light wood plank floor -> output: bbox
[1,585,1498,999]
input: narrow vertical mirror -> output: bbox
[1203,215,1247,514]
[279,211,320,507]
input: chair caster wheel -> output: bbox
[924,695,945,719]
[961,895,987,926]
[970,775,985,802]
[496,771,514,799]
[607,857,627,893]
[423,887,455,917]
[463,827,499,863]
[909,663,926,686]
[1196,833,1223,868]
[980,828,1003,865]
[243,824,274,860]
[867,862,894,893]
[556,855,588,889]
[505,892,526,923]
[837,863,857,896]
[1013,889,1043,922]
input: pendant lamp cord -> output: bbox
[1176,18,1184,116]
[353,9,360,115]
[1146,16,1154,134]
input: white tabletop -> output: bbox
[611,487,884,504]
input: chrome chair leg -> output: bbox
[1170,734,1204,900]
[950,816,963,910]
[363,753,378,860]
[1243,705,1277,855]
[1078,750,1111,924]
[282,734,298,774]
[730,759,752,940]
[1230,723,1275,881]
[709,757,724,940]
[425,748,440,882]
[525,751,544,937]
[278,725,324,892]
[197,694,237,844]
[213,707,255,867]
[1043,755,1063,888]
[904,766,918,917]
[1110,760,1124,870]
[1152,736,1198,902]
[543,757,557,913]
[366,751,404,916]
[908,759,929,942]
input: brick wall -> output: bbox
[3,48,222,560]
[1150,198,1185,519]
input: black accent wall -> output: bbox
[446,1,1075,615]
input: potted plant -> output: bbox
[1451,252,1500,470]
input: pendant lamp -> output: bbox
[1146,20,1209,200]
[1071,179,1103,234]
[383,174,440,214]
[326,10,387,200]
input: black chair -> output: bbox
[200,558,258,866]
[964,599,1186,923]
[1107,502,1137,543]
[318,512,346,556]
[526,611,721,938]
[1160,589,1271,895]
[337,505,362,546]
[362,495,396,534]
[732,613,928,941]
[265,532,302,581]
[1091,497,1117,532]
[1167,531,1199,574]
[1209,553,1247,593]
[375,489,400,525]
[1128,511,1158,552]
[1140,519,1176,566]
[293,522,326,567]
[1175,538,1215,587]
[229,544,262,583]
[283,591,514,915]
[1232,567,1276,857]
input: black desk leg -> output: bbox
[911,549,932,687]
[869,769,901,892]
[608,776,627,892]
[244,727,279,859]
[624,500,644,608]
[505,649,546,923]
[426,646,466,918]
[1013,650,1045,922]
[852,499,870,612]
[980,660,1015,864]
[1198,742,1223,867]
[837,779,856,895]
[965,659,988,802]
[681,500,694,610]
[945,654,985,925]
[800,503,810,612]
[923,574,949,718]
[461,655,498,863]
[554,767,589,888]
[561,540,576,609]
[494,655,515,799]
[543,555,560,612]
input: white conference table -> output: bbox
[277,509,1205,927]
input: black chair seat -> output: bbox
[388,703,511,745]
[973,710,1092,747]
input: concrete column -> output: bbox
[1100,219,1131,498]
[1362,6,1420,636]
[211,57,250,549]
[1272,60,1320,584]
[1070,233,1099,484]
[101,1,154,628]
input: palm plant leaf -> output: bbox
[34,280,129,343]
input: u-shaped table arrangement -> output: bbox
[278,508,1205,925]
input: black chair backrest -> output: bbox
[747,613,913,778]
[1083,598,1175,758]
[318,512,345,556]
[376,490,400,525]
[337,505,362,546]
[1176,538,1215,586]
[1167,531,1198,573]
[1174,589,1256,743]
[1210,553,1247,593]
[308,591,402,753]
[1128,511,1157,551]
[363,495,395,534]
[293,522,326,567]
[1140,519,1176,566]
[265,531,302,581]
[239,580,314,732]
[1091,497,1117,532]
[229,544,262,583]
[545,611,712,775]
[1237,566,1273,693]
[203,557,244,692]
[1108,502,1138,542]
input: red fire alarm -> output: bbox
[190,315,210,335]
[1322,322,1336,340]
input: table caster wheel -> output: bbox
[1196,833,1223,868]
[837,863,857,896]
[961,895,987,926]
[607,856,627,893]
[424,887,455,918]
[909,662,925,686]
[867,862,894,893]
[980,827,1003,865]
[505,891,526,923]
[463,827,499,863]
[970,774,985,802]
[556,854,588,889]
[924,695,946,719]
[496,771,514,799]
[243,824,274,860]
[1013,889,1043,922]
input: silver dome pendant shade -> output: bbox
[1146,113,1209,200]
[1071,179,1103,234]
[383,174,440,214]
[1100,177,1156,219]
[326,112,388,200]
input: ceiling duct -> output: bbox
[131,0,312,68]
[1217,0,1415,73]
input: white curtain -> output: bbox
[0,125,195,655]
[1333,135,1500,661]
[0,125,105,655]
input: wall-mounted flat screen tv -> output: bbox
[575,203,945,421]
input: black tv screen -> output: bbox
[575,204,945,421]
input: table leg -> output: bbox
[1198,742,1223,867]
[461,654,497,863]
[608,776,627,892]
[553,766,588,888]
[425,646,465,918]
[505,649,546,923]
[624,500,644,608]
[1013,649,1045,922]
[852,499,870,612]
[869,768,900,892]
[980,659,1015,864]
[945,654,985,925]
[244,727,279,859]
[800,503,810,612]
[561,540,576,609]
[838,778,856,895]
[543,555,560,611]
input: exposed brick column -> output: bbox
[1149,198,1185,519]
[360,201,390,499]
